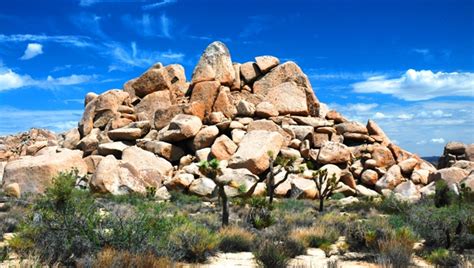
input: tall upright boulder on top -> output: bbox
[253,62,319,117]
[191,41,235,86]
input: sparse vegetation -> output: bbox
[218,226,255,252]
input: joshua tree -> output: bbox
[266,151,298,204]
[311,169,340,212]
[198,158,230,226]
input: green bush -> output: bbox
[378,194,412,214]
[378,227,417,268]
[254,240,290,268]
[166,222,218,262]
[345,217,393,251]
[282,238,306,258]
[426,248,462,267]
[290,225,339,248]
[247,197,275,229]
[406,200,473,249]
[218,226,255,252]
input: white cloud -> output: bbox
[0,34,93,48]
[0,68,94,91]
[121,13,172,38]
[20,43,43,60]
[161,14,171,38]
[397,113,414,120]
[431,138,445,144]
[353,69,474,101]
[142,0,177,10]
[0,107,83,135]
[309,71,383,81]
[373,112,386,119]
[346,103,378,112]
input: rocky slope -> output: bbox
[1,41,473,200]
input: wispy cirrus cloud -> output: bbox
[353,69,474,101]
[142,0,177,10]
[240,15,271,38]
[71,13,108,39]
[20,43,43,60]
[106,41,184,71]
[122,13,172,38]
[0,34,93,48]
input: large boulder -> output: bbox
[90,155,160,195]
[158,114,202,142]
[335,122,368,134]
[253,61,319,116]
[211,135,238,160]
[193,126,220,150]
[191,41,235,86]
[2,149,87,194]
[371,145,396,168]
[228,131,284,175]
[219,168,259,197]
[261,82,308,115]
[375,165,403,191]
[135,90,172,121]
[137,140,185,162]
[190,81,221,118]
[317,142,351,164]
[428,167,468,186]
[122,146,173,178]
[130,64,171,98]
[189,177,216,197]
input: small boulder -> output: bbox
[189,177,217,197]
[361,169,379,186]
[317,142,351,164]
[255,102,279,118]
[158,114,202,142]
[211,135,238,160]
[193,126,220,150]
[255,55,279,73]
[108,128,143,141]
[375,165,403,191]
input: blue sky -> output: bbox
[0,0,473,156]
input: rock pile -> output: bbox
[1,41,471,201]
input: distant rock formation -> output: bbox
[1,41,471,201]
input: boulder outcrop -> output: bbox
[2,41,470,200]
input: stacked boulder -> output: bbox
[431,142,474,191]
[0,41,465,201]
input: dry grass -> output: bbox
[290,225,339,248]
[92,248,173,268]
[218,226,255,252]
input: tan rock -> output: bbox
[228,130,284,174]
[90,155,157,195]
[231,63,241,91]
[190,81,221,118]
[165,64,188,101]
[255,102,278,118]
[191,41,235,86]
[340,169,357,189]
[293,116,333,128]
[137,140,185,162]
[461,173,474,190]
[311,132,329,148]
[263,82,308,115]
[189,177,216,197]
[367,119,391,145]
[317,142,351,164]
[4,183,20,198]
[291,177,317,199]
[236,100,256,117]
[122,146,173,180]
[388,143,413,163]
[2,149,87,194]
[135,90,172,121]
[255,55,279,73]
[165,173,195,190]
[411,169,430,185]
[361,169,379,186]
[62,128,81,150]
[211,135,238,160]
[212,86,237,118]
[196,148,211,162]
[286,125,314,141]
[371,145,396,168]
[325,110,347,124]
[132,65,171,98]
[356,184,380,197]
[445,141,466,155]
[253,61,319,116]
[343,133,375,143]
[83,155,104,174]
[240,62,261,84]
[220,168,258,197]
[231,129,246,144]
[428,167,468,186]
[98,141,129,158]
[193,125,220,150]
[84,92,98,106]
[375,165,403,191]
[398,158,419,174]
[335,121,368,134]
[108,128,143,141]
[394,181,420,201]
[154,104,187,130]
[158,114,202,142]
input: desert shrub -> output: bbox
[92,247,172,268]
[330,192,345,200]
[345,217,393,251]
[426,248,462,267]
[290,225,339,248]
[166,222,218,262]
[275,198,307,212]
[253,240,290,268]
[377,227,417,268]
[319,211,359,233]
[278,211,314,228]
[282,238,306,257]
[406,200,473,249]
[378,194,412,214]
[218,226,255,252]
[434,180,454,207]
[247,196,275,229]
[10,170,190,265]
